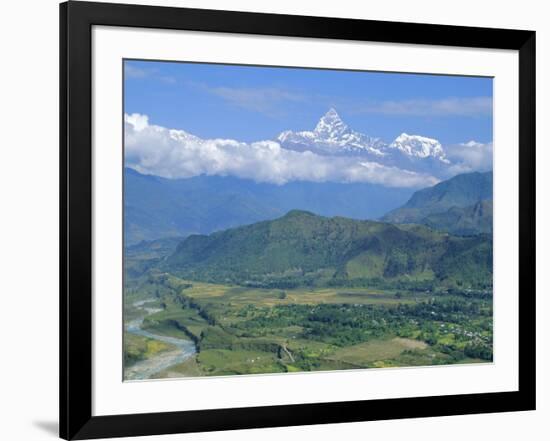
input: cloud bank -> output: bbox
[124,113,439,188]
[445,140,493,175]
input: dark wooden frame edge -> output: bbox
[60,1,536,439]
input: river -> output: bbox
[124,299,197,381]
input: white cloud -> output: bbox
[445,140,493,175]
[125,113,149,131]
[124,114,438,188]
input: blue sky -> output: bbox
[124,59,493,145]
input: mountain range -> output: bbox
[124,109,493,244]
[277,108,449,160]
[125,168,493,245]
[277,108,455,176]
[124,167,413,245]
[382,171,493,235]
[164,210,492,289]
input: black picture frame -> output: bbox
[60,1,536,439]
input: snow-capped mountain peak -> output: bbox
[277,108,386,157]
[276,108,454,165]
[389,133,449,163]
[314,108,349,138]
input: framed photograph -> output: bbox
[60,1,536,439]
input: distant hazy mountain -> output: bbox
[382,171,493,235]
[124,168,413,245]
[164,210,492,289]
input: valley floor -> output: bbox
[123,274,492,380]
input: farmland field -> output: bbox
[124,270,492,380]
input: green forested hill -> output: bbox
[382,171,492,234]
[421,199,493,236]
[164,210,492,289]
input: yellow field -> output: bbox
[178,279,422,307]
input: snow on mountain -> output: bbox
[277,108,452,166]
[389,133,450,164]
[277,108,387,157]
[314,107,347,137]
